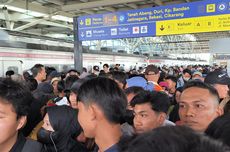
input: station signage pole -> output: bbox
[73,17,83,72]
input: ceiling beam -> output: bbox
[103,6,116,12]
[6,0,73,18]
[45,0,64,5]
[7,0,51,14]
[14,18,45,31]
[154,0,163,6]
[79,0,89,2]
[62,0,143,11]
[81,10,95,15]
[125,3,138,9]
[164,0,184,5]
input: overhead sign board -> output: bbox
[76,0,230,41]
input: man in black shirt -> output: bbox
[0,78,42,152]
[77,77,127,152]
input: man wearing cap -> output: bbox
[144,65,163,92]
[192,71,204,81]
[92,65,100,76]
[204,70,230,100]
[126,76,153,91]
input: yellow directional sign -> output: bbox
[156,14,230,36]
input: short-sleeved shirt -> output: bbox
[105,144,119,152]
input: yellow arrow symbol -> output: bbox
[80,20,84,25]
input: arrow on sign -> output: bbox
[160,25,165,31]
[80,20,84,25]
[81,32,84,37]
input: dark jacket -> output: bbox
[10,133,43,152]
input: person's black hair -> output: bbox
[165,75,177,83]
[65,75,79,90]
[103,63,109,68]
[183,80,220,103]
[5,70,14,77]
[109,67,114,72]
[82,67,87,73]
[23,70,33,81]
[128,73,144,79]
[224,100,230,114]
[68,69,80,75]
[98,72,112,78]
[99,70,105,74]
[85,74,97,79]
[114,67,119,71]
[158,71,166,84]
[176,87,183,93]
[41,105,82,152]
[57,80,65,93]
[205,113,230,147]
[77,77,127,123]
[31,64,44,77]
[183,69,192,76]
[60,72,66,80]
[124,86,144,96]
[37,82,54,94]
[45,66,56,77]
[25,77,38,91]
[124,126,230,152]
[130,91,170,114]
[70,78,90,95]
[110,71,128,89]
[0,78,33,119]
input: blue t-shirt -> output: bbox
[104,144,119,152]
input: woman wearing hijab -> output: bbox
[37,105,83,152]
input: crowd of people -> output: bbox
[1,63,230,152]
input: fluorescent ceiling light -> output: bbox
[26,10,46,17]
[51,15,73,23]
[0,5,71,19]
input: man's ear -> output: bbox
[90,104,104,121]
[217,105,224,116]
[158,112,166,126]
[16,116,27,130]
[87,104,99,122]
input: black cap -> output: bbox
[49,71,62,79]
[93,65,99,72]
[204,70,230,85]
